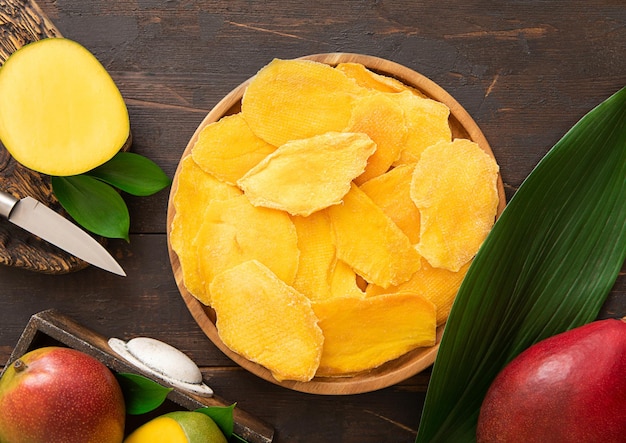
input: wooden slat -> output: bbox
[3,309,274,442]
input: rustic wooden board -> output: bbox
[0,0,114,274]
[0,0,59,60]
[0,0,82,273]
[167,53,507,395]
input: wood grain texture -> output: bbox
[0,0,59,62]
[0,1,624,442]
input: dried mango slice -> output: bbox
[330,259,366,299]
[335,62,428,98]
[366,258,471,325]
[170,156,242,303]
[241,58,365,146]
[390,91,452,165]
[335,62,407,93]
[360,163,421,244]
[238,132,376,216]
[291,211,336,301]
[328,183,421,288]
[312,293,436,376]
[210,260,323,382]
[345,93,407,184]
[191,113,276,185]
[292,212,365,301]
[195,194,299,303]
[411,139,499,271]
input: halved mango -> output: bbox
[210,260,324,382]
[0,38,129,176]
[238,132,376,216]
[312,293,436,376]
[124,411,227,443]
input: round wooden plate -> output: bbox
[167,53,506,395]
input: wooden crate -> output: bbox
[1,309,274,443]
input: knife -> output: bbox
[0,191,126,276]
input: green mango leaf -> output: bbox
[51,175,130,241]
[87,152,172,196]
[416,86,626,442]
[115,372,173,415]
[195,404,236,439]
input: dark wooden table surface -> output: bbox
[1,1,625,442]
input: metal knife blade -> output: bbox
[0,191,125,276]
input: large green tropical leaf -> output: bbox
[416,86,626,442]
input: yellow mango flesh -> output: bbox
[210,260,324,382]
[171,156,242,303]
[312,293,436,376]
[345,93,407,184]
[241,58,364,146]
[191,113,276,185]
[366,259,471,325]
[238,132,376,216]
[124,411,227,443]
[0,38,129,176]
[124,417,186,443]
[360,162,421,244]
[411,139,500,271]
[328,183,421,288]
[389,91,452,165]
